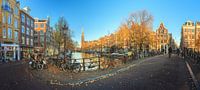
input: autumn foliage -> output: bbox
[82,10,158,52]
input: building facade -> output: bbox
[81,22,178,54]
[19,7,34,59]
[34,17,51,52]
[195,22,200,51]
[181,21,200,51]
[181,21,195,50]
[156,23,170,53]
[0,0,21,60]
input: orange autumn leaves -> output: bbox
[82,10,157,51]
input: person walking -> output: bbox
[168,47,172,58]
[177,48,180,56]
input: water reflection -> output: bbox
[71,52,123,71]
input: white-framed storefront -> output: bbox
[0,43,20,61]
[160,44,169,54]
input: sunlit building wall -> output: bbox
[181,21,196,50]
[0,0,20,44]
[156,23,170,52]
[19,7,34,59]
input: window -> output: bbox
[31,30,33,36]
[2,0,7,5]
[41,24,44,28]
[31,20,34,28]
[3,0,9,6]
[35,24,38,28]
[22,36,25,44]
[188,22,191,26]
[26,28,29,35]
[21,14,25,23]
[41,42,44,47]
[192,29,195,32]
[40,36,44,42]
[192,35,195,39]
[26,38,29,45]
[2,0,12,12]
[26,17,30,26]
[3,28,7,38]
[22,26,25,33]
[40,30,44,35]
[8,14,12,25]
[14,19,18,29]
[185,35,187,39]
[8,28,12,39]
[161,40,163,43]
[14,6,18,15]
[31,39,33,46]
[161,30,164,33]
[164,35,166,39]
[15,31,18,42]
[2,12,6,23]
[185,29,187,32]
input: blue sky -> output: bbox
[19,0,200,46]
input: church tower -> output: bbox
[81,29,85,50]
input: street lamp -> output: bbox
[62,24,68,61]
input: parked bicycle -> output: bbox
[28,52,48,70]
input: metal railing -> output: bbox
[181,48,200,64]
[48,51,161,72]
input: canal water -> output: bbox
[71,52,123,71]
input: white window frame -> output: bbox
[15,31,18,42]
[2,12,6,24]
[22,36,25,44]
[3,28,7,38]
[8,14,12,25]
[21,14,25,23]
[8,28,12,39]
[14,19,18,29]
[26,38,29,45]
[15,6,18,15]
[22,26,25,33]
[26,28,29,35]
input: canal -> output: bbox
[71,52,124,71]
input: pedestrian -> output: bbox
[168,47,172,58]
[177,48,180,56]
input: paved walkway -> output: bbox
[0,55,194,90]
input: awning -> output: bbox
[0,43,19,47]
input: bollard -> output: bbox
[83,58,85,71]
[98,56,101,70]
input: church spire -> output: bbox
[81,28,85,49]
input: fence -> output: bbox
[181,48,200,64]
[49,51,161,72]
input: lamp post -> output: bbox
[62,24,68,61]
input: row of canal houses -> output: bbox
[81,23,178,53]
[0,0,53,61]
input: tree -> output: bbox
[127,10,154,52]
[52,30,63,54]
[53,17,74,54]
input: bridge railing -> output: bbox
[181,48,200,64]
[48,51,162,72]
